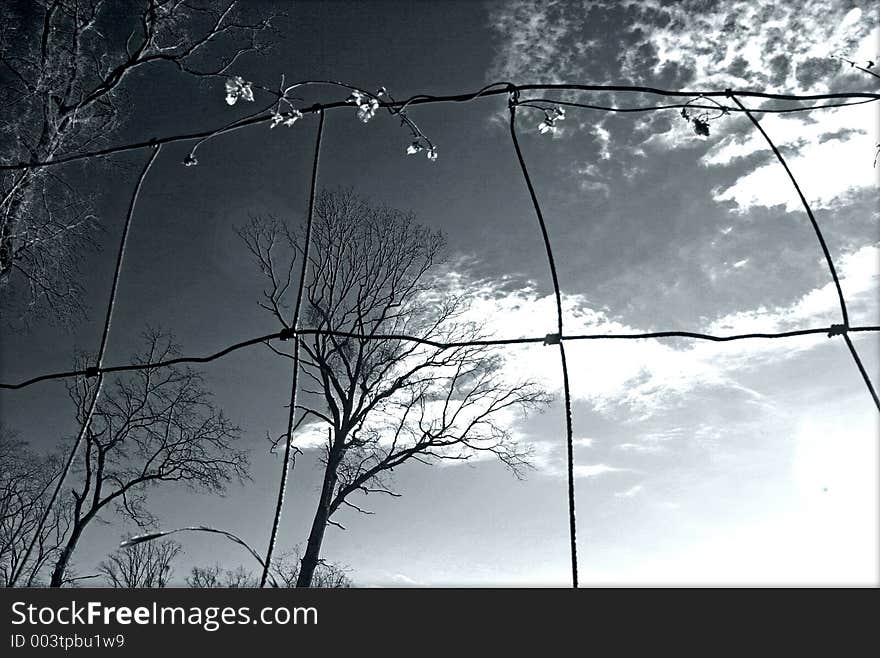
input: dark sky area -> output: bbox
[1,0,878,585]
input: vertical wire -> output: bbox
[508,95,579,588]
[11,145,162,586]
[260,109,325,587]
[730,94,879,411]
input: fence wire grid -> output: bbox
[2,81,880,588]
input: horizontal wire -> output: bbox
[2,324,877,391]
[516,96,880,115]
[2,84,879,172]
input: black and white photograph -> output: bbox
[0,0,877,619]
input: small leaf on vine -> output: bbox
[283,109,303,126]
[426,147,438,162]
[681,108,690,120]
[348,89,380,122]
[692,117,710,137]
[270,110,303,128]
[346,90,364,104]
[225,76,254,105]
[356,99,379,123]
[406,142,423,155]
[183,154,198,167]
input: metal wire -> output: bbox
[3,325,878,391]
[260,109,325,587]
[3,80,878,589]
[2,85,878,173]
[8,145,162,586]
[507,92,579,588]
[730,93,879,411]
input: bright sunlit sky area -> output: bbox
[1,0,878,586]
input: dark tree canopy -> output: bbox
[187,548,352,588]
[0,430,71,587]
[43,329,249,587]
[0,0,276,326]
[99,537,182,588]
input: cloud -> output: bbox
[452,280,754,418]
[705,244,879,335]
[289,244,876,485]
[387,573,422,587]
[573,463,624,478]
[615,484,644,498]
[616,429,685,455]
[488,1,878,93]
[487,0,879,206]
[703,101,879,212]
[449,241,877,418]
[590,409,878,585]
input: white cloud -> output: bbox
[488,1,876,90]
[617,442,663,454]
[704,101,879,212]
[588,410,878,585]
[487,0,880,193]
[574,463,623,478]
[706,244,880,336]
[616,429,684,454]
[286,245,876,480]
[615,484,644,498]
[387,573,422,587]
[448,241,877,420]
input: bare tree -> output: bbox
[98,537,181,587]
[186,564,255,588]
[239,189,550,587]
[186,548,351,588]
[46,329,249,587]
[270,548,352,588]
[0,430,72,587]
[0,0,276,326]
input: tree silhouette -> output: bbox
[0,0,276,326]
[0,430,71,586]
[239,189,550,586]
[46,329,248,587]
[98,537,181,587]
[270,548,352,588]
[186,563,256,588]
[186,548,351,588]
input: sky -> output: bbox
[1,0,878,586]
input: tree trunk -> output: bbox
[49,521,85,588]
[296,449,341,587]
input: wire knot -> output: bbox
[85,366,100,378]
[724,88,733,98]
[507,84,520,108]
[827,323,848,338]
[278,327,297,341]
[543,332,561,346]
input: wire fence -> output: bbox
[2,81,879,588]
